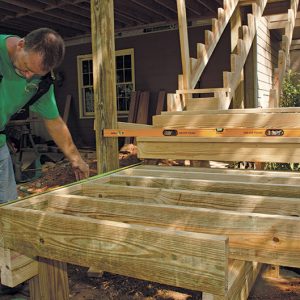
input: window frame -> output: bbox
[77,49,135,119]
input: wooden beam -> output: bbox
[231,4,244,108]
[203,260,262,300]
[29,258,69,300]
[177,0,191,90]
[91,0,119,173]
[152,112,300,128]
[28,193,300,267]
[0,248,37,287]
[161,107,300,114]
[49,180,300,215]
[0,207,229,296]
[244,31,258,108]
[268,12,300,29]
[117,167,300,185]
[107,173,300,198]
[137,136,300,162]
[134,164,300,176]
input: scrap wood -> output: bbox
[155,90,166,115]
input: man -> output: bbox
[0,28,90,204]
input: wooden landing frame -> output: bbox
[143,109,300,163]
[2,165,300,299]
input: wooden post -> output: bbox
[177,0,191,104]
[244,33,258,108]
[231,4,244,108]
[91,0,119,174]
[29,258,69,300]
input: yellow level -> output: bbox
[103,128,300,137]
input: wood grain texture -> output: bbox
[0,248,37,287]
[91,0,119,173]
[137,137,300,162]
[161,107,300,114]
[36,194,300,267]
[203,260,262,300]
[117,167,300,185]
[0,207,228,295]
[37,258,69,300]
[108,173,300,198]
[79,182,300,217]
[153,112,300,128]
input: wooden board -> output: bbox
[153,112,300,128]
[3,164,300,297]
[137,136,300,163]
[0,206,229,296]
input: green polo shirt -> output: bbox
[0,34,59,147]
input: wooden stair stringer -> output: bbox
[189,0,239,89]
[269,0,300,107]
[220,0,268,110]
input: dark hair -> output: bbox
[24,28,65,72]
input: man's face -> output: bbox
[13,39,48,79]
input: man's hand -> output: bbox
[71,158,90,181]
[44,117,90,181]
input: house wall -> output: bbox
[290,47,300,71]
[52,26,230,148]
[256,17,279,108]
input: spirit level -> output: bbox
[103,128,298,137]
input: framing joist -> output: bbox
[2,164,300,299]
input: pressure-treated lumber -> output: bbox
[177,0,191,91]
[21,191,300,267]
[117,167,300,185]
[0,248,37,287]
[91,0,119,173]
[29,258,69,300]
[137,136,300,162]
[80,182,300,216]
[108,172,300,198]
[190,0,239,88]
[203,260,262,300]
[0,206,229,295]
[162,107,300,115]
[221,0,267,109]
[153,112,300,128]
[2,164,300,298]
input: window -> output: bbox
[77,49,135,119]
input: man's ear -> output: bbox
[17,38,25,49]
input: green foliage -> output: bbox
[280,69,300,107]
[266,70,300,170]
[264,162,300,171]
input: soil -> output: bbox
[5,149,300,300]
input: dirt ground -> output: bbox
[6,149,300,300]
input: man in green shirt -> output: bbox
[0,28,90,204]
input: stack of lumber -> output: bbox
[2,164,300,299]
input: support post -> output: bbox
[29,258,69,300]
[177,0,191,105]
[231,4,244,108]
[91,0,119,174]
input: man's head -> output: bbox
[13,28,65,79]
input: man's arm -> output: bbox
[44,116,89,180]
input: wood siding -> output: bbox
[256,17,279,108]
